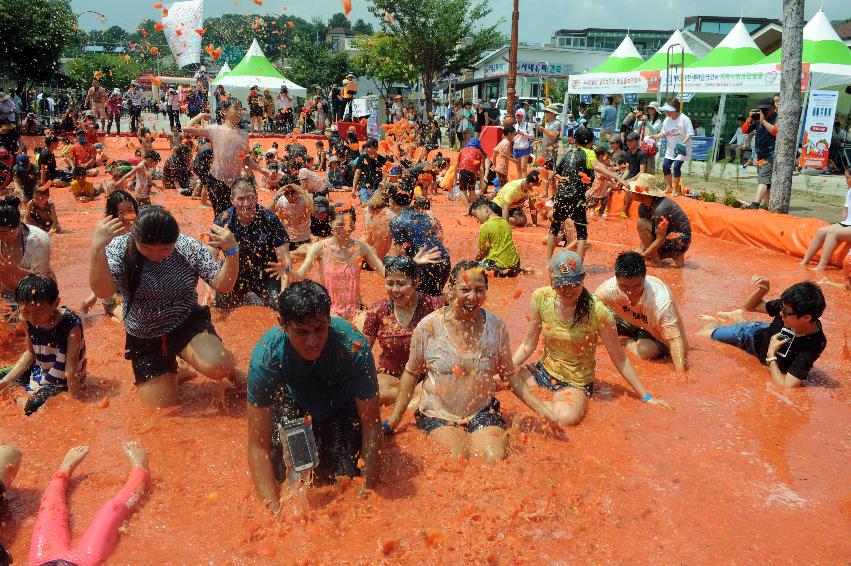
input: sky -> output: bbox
[71,0,851,43]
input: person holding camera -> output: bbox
[247,281,381,510]
[742,98,778,209]
[698,278,826,388]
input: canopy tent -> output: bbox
[634,29,698,70]
[691,19,765,68]
[589,36,644,73]
[214,62,232,80]
[760,10,851,66]
[211,39,306,103]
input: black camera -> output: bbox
[750,110,761,121]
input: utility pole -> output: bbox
[506,0,519,118]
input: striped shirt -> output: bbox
[106,234,222,338]
[26,308,87,393]
[128,89,144,108]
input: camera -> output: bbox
[750,109,761,121]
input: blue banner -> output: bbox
[690,136,714,161]
[624,93,638,104]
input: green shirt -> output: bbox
[479,216,520,268]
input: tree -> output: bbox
[367,0,501,113]
[352,19,374,35]
[769,0,804,214]
[0,0,80,85]
[285,33,355,90]
[327,12,351,30]
[65,54,147,91]
[351,33,412,102]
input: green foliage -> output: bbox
[89,26,129,46]
[201,14,318,67]
[351,34,412,100]
[327,13,351,30]
[722,190,742,208]
[696,191,718,202]
[0,0,80,84]
[65,54,147,91]
[368,0,502,111]
[285,33,361,91]
[352,19,374,35]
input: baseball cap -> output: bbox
[14,154,30,168]
[757,97,775,109]
[330,124,338,132]
[549,250,585,288]
[389,165,403,176]
[489,98,496,103]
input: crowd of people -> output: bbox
[0,76,847,563]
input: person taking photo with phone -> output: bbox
[698,278,826,388]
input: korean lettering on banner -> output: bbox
[624,93,638,104]
[689,137,714,162]
[799,90,839,169]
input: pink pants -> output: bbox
[29,468,149,566]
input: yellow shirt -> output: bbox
[70,179,95,198]
[479,216,519,268]
[492,179,528,210]
[533,287,613,386]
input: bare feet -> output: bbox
[59,445,91,474]
[123,440,149,471]
[716,309,745,322]
[697,322,718,338]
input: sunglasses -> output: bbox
[383,256,416,270]
[780,308,796,318]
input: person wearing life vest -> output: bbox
[341,73,358,121]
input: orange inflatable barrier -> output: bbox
[605,190,849,268]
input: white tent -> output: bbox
[211,40,306,104]
[214,62,232,80]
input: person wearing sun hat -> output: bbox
[511,249,671,426]
[648,98,693,196]
[625,172,691,268]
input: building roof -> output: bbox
[327,27,358,37]
[688,31,727,49]
[553,27,672,36]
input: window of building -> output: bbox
[558,35,586,48]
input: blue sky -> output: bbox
[71,0,851,42]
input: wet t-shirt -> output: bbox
[106,234,221,338]
[533,287,613,387]
[205,124,250,184]
[406,308,514,421]
[389,209,449,261]
[638,197,691,241]
[594,275,682,341]
[752,300,826,380]
[362,295,443,377]
[215,205,289,286]
[274,193,311,243]
[248,318,378,419]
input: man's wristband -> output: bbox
[765,356,777,364]
[641,394,653,402]
[223,246,240,257]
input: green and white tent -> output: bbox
[213,62,232,80]
[691,19,765,68]
[589,36,644,73]
[760,10,851,66]
[212,39,306,102]
[634,29,698,71]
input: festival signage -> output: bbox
[799,89,839,169]
[568,63,811,95]
[485,61,569,78]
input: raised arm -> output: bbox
[292,241,323,279]
[181,113,211,139]
[88,217,127,299]
[742,276,770,314]
[357,240,385,277]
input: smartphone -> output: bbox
[278,418,319,472]
[776,327,796,358]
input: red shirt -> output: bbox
[457,146,485,174]
[362,294,444,377]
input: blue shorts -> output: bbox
[358,187,375,203]
[415,398,505,434]
[513,146,531,159]
[528,361,594,398]
[710,322,769,358]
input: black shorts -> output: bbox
[416,259,451,297]
[614,316,670,357]
[213,276,280,310]
[480,259,520,278]
[658,234,691,258]
[207,176,233,217]
[458,168,477,191]
[550,186,588,240]
[250,106,264,117]
[528,361,594,397]
[124,305,218,385]
[271,395,362,484]
[415,397,505,434]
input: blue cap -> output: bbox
[389,165,403,176]
[14,154,29,167]
[467,138,482,150]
